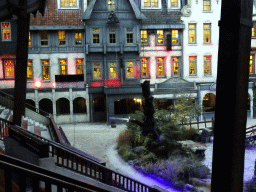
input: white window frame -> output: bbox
[168,0,181,10]
[109,61,118,79]
[57,0,79,9]
[92,28,101,45]
[93,61,102,79]
[126,61,135,79]
[108,28,117,44]
[141,0,161,9]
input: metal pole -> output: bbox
[13,0,29,126]
[211,0,253,191]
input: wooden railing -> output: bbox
[0,118,160,192]
[0,154,111,192]
[180,118,215,131]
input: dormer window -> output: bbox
[108,0,115,11]
[142,0,161,9]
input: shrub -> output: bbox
[116,129,133,149]
[118,144,138,161]
[244,178,256,192]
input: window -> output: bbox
[93,62,102,79]
[141,58,149,78]
[169,0,180,9]
[204,24,211,44]
[143,0,160,8]
[58,31,66,45]
[108,0,115,10]
[92,28,100,44]
[203,0,211,11]
[76,59,84,74]
[188,24,196,44]
[28,32,31,46]
[172,30,179,44]
[126,27,133,44]
[156,57,165,77]
[250,55,255,74]
[141,30,147,44]
[109,28,116,44]
[126,61,134,78]
[27,60,33,80]
[42,60,50,80]
[252,27,255,37]
[40,31,48,46]
[59,0,78,8]
[189,56,197,76]
[75,32,82,45]
[172,57,180,76]
[1,22,11,41]
[109,62,117,78]
[4,60,14,79]
[157,30,164,45]
[204,56,211,75]
[59,59,67,75]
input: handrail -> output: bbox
[179,117,215,131]
[1,118,160,192]
[0,89,65,144]
[0,154,111,192]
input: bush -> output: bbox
[244,179,256,192]
[118,144,138,161]
[116,129,133,149]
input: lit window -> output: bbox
[40,31,48,46]
[156,58,165,77]
[126,61,134,78]
[250,55,255,74]
[4,60,14,79]
[126,27,133,44]
[75,32,82,45]
[170,0,178,8]
[252,27,255,37]
[28,31,31,46]
[141,58,149,78]
[157,30,164,44]
[92,28,100,44]
[27,60,33,80]
[108,0,115,10]
[172,57,180,76]
[76,59,84,74]
[172,30,179,44]
[1,22,11,41]
[109,62,117,78]
[188,24,196,44]
[60,0,77,8]
[93,62,102,79]
[204,56,211,75]
[141,30,147,44]
[109,28,116,44]
[203,0,211,11]
[189,56,197,76]
[204,24,211,44]
[143,0,159,8]
[59,59,67,75]
[58,31,66,45]
[42,60,50,80]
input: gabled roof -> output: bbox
[80,0,146,20]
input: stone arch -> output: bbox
[56,98,70,115]
[203,93,216,112]
[114,98,142,115]
[73,97,87,114]
[39,98,53,114]
[26,99,35,111]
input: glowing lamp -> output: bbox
[52,82,56,88]
[35,81,41,88]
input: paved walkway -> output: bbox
[59,118,256,192]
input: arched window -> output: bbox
[73,97,87,114]
[39,99,53,114]
[56,98,70,115]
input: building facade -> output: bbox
[1,0,256,123]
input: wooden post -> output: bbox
[211,0,253,191]
[13,0,30,126]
